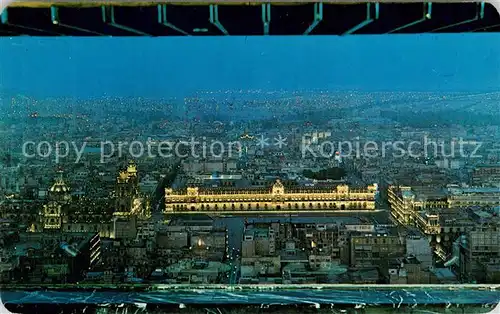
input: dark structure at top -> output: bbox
[1,1,500,36]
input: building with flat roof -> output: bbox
[11,232,100,283]
[448,186,500,208]
[162,259,230,284]
[388,185,450,237]
[165,179,377,213]
[459,211,500,283]
[389,186,442,235]
[472,164,500,187]
[348,226,405,269]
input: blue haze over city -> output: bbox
[1,34,499,98]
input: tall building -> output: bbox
[41,172,71,230]
[115,160,140,215]
[388,186,415,226]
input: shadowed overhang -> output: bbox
[1,1,500,36]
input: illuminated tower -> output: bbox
[239,130,254,166]
[114,160,139,215]
[42,171,71,230]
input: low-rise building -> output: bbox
[12,232,100,283]
[166,179,377,213]
[448,186,500,208]
[472,164,500,187]
[459,210,500,283]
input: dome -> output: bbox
[50,178,70,193]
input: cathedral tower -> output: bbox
[42,171,71,230]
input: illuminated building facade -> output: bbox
[388,186,415,226]
[34,174,114,237]
[389,184,500,246]
[114,160,151,220]
[41,173,71,230]
[33,161,150,238]
[165,180,377,213]
[115,161,140,215]
[388,185,441,235]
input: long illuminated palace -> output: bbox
[165,180,377,213]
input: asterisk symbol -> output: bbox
[274,135,287,149]
[256,135,270,149]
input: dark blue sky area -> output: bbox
[0,34,499,97]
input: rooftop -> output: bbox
[169,215,214,226]
[449,187,500,194]
[244,227,270,238]
[432,268,457,280]
[411,186,448,200]
[350,225,400,237]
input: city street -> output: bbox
[227,247,241,285]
